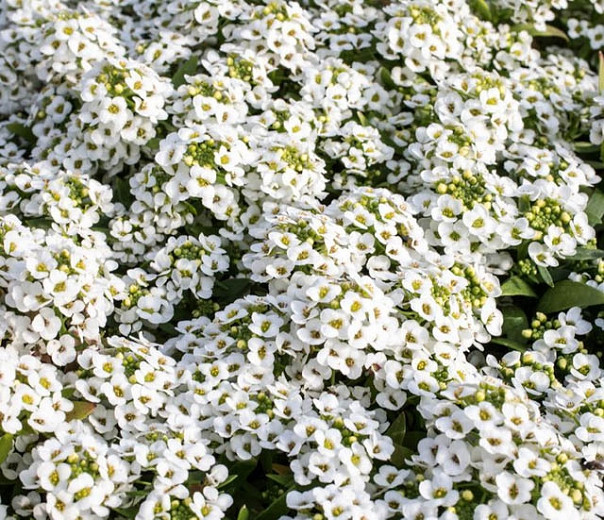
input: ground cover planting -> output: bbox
[1,0,604,519]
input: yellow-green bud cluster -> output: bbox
[434,171,491,210]
[227,55,255,83]
[524,198,572,238]
[521,312,559,340]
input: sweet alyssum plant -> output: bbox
[1,0,604,519]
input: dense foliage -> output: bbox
[1,0,604,519]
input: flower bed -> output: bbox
[1,0,604,519]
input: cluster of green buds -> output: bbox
[162,497,205,520]
[541,460,593,511]
[499,350,557,390]
[435,171,491,210]
[186,78,226,103]
[432,126,475,161]
[170,239,207,263]
[122,283,151,310]
[462,381,507,408]
[252,392,274,417]
[517,257,539,278]
[408,5,442,28]
[255,1,290,21]
[95,64,130,98]
[468,71,506,97]
[523,197,572,240]
[114,348,146,378]
[272,145,313,173]
[226,55,255,83]
[521,312,560,341]
[448,490,484,520]
[62,176,92,209]
[191,300,221,319]
[64,449,102,482]
[320,416,367,449]
[260,482,286,504]
[183,140,221,169]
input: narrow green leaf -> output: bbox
[386,413,406,445]
[501,305,529,344]
[215,278,251,304]
[146,137,160,150]
[237,506,250,520]
[390,443,413,468]
[379,67,396,89]
[65,401,96,421]
[568,248,604,261]
[218,459,257,489]
[7,123,35,144]
[490,337,527,351]
[255,487,293,520]
[512,24,569,41]
[573,142,600,153]
[266,474,294,487]
[469,0,492,21]
[599,52,604,94]
[518,196,531,214]
[538,265,554,287]
[500,276,537,298]
[114,507,138,519]
[0,434,13,464]
[585,189,604,225]
[172,56,198,88]
[538,280,604,314]
[114,177,133,206]
[215,474,238,489]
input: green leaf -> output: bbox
[568,248,604,261]
[7,122,35,144]
[500,276,537,298]
[214,278,251,304]
[390,443,413,468]
[490,337,527,351]
[266,474,294,487]
[237,506,250,520]
[538,280,604,314]
[215,474,239,489]
[0,434,13,464]
[585,189,604,225]
[512,23,569,41]
[114,507,138,519]
[501,305,529,344]
[386,413,406,445]
[114,177,133,205]
[379,67,397,89]
[599,52,604,94]
[172,55,198,88]
[218,459,257,490]
[469,0,492,21]
[255,487,293,520]
[573,142,600,153]
[538,265,554,287]
[146,137,160,150]
[518,196,531,214]
[65,401,96,421]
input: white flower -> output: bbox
[31,308,62,340]
[537,482,580,520]
[495,472,534,505]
